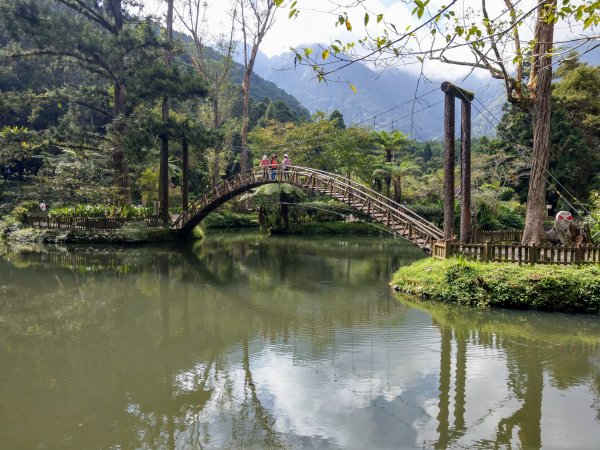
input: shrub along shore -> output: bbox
[391,258,600,314]
[0,219,176,244]
[273,222,385,236]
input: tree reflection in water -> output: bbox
[1,236,600,449]
[425,304,600,450]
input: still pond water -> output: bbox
[1,234,600,450]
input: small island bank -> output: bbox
[392,257,600,314]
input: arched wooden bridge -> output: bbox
[171,166,444,252]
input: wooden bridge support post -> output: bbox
[441,81,474,243]
[460,99,472,243]
[443,89,455,241]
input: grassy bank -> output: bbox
[392,258,600,314]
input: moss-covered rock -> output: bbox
[391,258,600,314]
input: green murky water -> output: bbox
[1,234,600,449]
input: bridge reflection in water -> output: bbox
[1,237,599,449]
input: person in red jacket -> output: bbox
[270,155,278,180]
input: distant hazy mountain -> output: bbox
[177,34,310,121]
[250,46,508,139]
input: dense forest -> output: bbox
[0,0,599,242]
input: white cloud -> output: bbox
[143,0,597,82]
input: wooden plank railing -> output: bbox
[432,240,600,264]
[25,215,161,230]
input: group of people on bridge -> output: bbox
[260,154,292,181]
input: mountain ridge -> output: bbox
[248,46,506,139]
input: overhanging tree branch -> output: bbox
[54,0,115,33]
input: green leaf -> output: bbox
[364,12,369,26]
[322,49,330,60]
[377,14,384,23]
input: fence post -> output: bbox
[575,244,583,264]
[482,241,490,262]
[530,244,538,264]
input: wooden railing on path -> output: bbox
[432,240,600,264]
[172,166,445,252]
[25,215,161,230]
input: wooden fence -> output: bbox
[433,240,600,265]
[24,215,161,230]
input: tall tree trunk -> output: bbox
[160,0,174,226]
[279,191,290,231]
[113,80,130,204]
[182,137,189,212]
[212,147,221,188]
[384,148,392,197]
[522,1,555,245]
[241,49,257,172]
[393,176,401,203]
[111,0,130,204]
[159,134,169,225]
[238,0,277,172]
[212,98,221,187]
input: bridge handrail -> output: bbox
[293,166,444,238]
[285,166,443,240]
[172,166,444,242]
